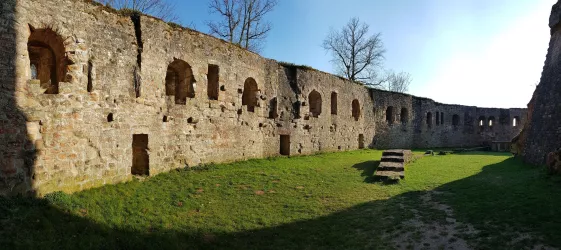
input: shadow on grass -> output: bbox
[0,190,416,249]
[351,160,380,183]
[3,156,561,249]
[433,156,561,248]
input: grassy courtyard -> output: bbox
[1,150,561,249]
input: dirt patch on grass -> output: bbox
[387,191,475,250]
[386,191,557,250]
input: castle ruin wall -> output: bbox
[0,0,526,195]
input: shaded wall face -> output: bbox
[371,89,526,149]
[521,1,561,165]
[0,0,36,195]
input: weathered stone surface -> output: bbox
[0,0,526,196]
[546,149,561,174]
[520,0,561,165]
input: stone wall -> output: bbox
[0,0,526,196]
[371,89,526,149]
[520,0,561,165]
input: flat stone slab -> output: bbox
[375,170,405,179]
[378,161,404,171]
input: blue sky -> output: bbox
[172,0,555,108]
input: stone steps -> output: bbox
[375,149,412,180]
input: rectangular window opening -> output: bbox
[208,64,219,100]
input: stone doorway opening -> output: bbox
[358,134,365,149]
[280,135,290,156]
[132,134,149,176]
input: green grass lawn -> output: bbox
[1,150,561,249]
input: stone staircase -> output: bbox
[375,150,412,180]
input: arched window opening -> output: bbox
[308,90,322,118]
[400,108,408,124]
[440,112,445,124]
[478,116,486,132]
[107,113,114,122]
[352,99,360,121]
[207,64,219,100]
[426,112,433,128]
[30,64,38,79]
[452,114,460,126]
[436,110,440,125]
[513,116,520,127]
[165,59,195,105]
[488,116,495,130]
[331,92,338,115]
[386,106,394,124]
[28,27,67,94]
[242,77,259,112]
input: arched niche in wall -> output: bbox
[165,59,195,105]
[352,99,360,121]
[242,77,258,112]
[386,106,394,124]
[400,107,408,124]
[331,92,338,115]
[308,90,322,118]
[27,27,68,94]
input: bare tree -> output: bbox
[385,70,412,93]
[96,0,179,22]
[207,0,278,52]
[323,17,386,86]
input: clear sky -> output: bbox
[171,0,556,108]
